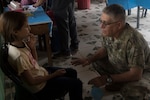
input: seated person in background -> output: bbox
[72,4,150,97]
[0,11,83,100]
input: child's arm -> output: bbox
[21,69,66,85]
[26,34,38,60]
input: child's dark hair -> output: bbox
[0,11,27,42]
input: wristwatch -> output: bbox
[106,75,113,85]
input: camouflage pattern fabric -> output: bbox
[94,23,150,74]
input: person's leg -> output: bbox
[92,57,125,91]
[54,10,70,55]
[121,78,149,100]
[63,68,83,100]
[68,78,83,100]
[68,1,79,51]
[45,66,77,78]
[35,75,83,100]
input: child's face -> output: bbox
[15,21,31,41]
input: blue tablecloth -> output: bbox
[26,6,53,36]
[27,6,52,25]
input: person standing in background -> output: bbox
[34,0,79,58]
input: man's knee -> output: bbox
[121,85,149,100]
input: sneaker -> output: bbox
[70,45,79,54]
[52,51,72,59]
[62,51,72,59]
[70,41,79,51]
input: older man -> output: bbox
[72,4,150,98]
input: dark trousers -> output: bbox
[35,67,83,100]
[52,0,78,53]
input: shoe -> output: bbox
[62,51,72,59]
[70,41,79,51]
[70,45,79,54]
[52,51,72,59]
[105,83,125,91]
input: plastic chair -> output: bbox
[136,0,150,28]
[0,43,66,100]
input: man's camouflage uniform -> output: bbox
[93,23,150,99]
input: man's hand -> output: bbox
[88,76,107,87]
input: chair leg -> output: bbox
[128,9,131,15]
[144,9,147,17]
[141,8,147,18]
[141,8,144,17]
[136,6,140,28]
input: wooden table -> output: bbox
[30,23,52,65]
[27,6,53,65]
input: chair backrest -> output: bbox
[106,0,137,10]
[0,43,23,86]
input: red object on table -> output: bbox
[77,0,90,9]
[46,10,56,26]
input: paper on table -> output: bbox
[22,5,38,16]
[22,5,38,12]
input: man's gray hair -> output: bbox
[102,4,126,22]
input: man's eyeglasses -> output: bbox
[99,19,119,26]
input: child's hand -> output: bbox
[26,34,37,50]
[53,69,66,77]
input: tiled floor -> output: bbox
[5,0,150,100]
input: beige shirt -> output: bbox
[8,44,48,93]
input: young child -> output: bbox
[0,11,83,100]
